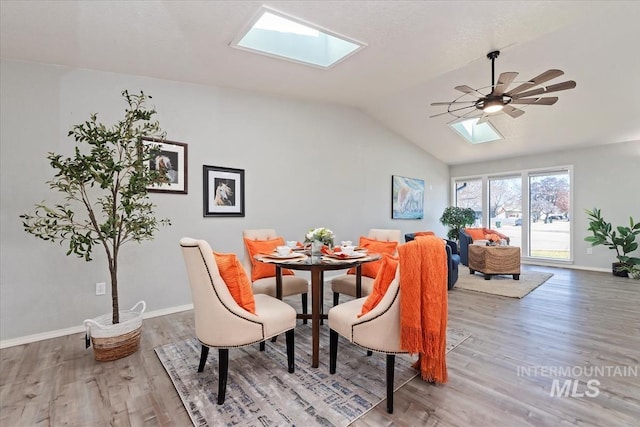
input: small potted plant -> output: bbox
[584,208,640,277]
[20,90,171,360]
[440,206,476,242]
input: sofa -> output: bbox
[459,227,510,266]
[404,233,459,290]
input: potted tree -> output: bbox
[440,206,476,241]
[20,90,171,361]
[584,208,640,277]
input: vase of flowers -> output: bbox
[305,227,334,255]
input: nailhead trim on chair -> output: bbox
[348,286,409,355]
[182,244,266,341]
[197,337,266,349]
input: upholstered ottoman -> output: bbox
[468,245,521,280]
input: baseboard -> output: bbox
[0,303,194,349]
[521,259,610,273]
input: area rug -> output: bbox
[155,324,471,426]
[455,266,553,298]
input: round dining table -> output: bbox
[255,252,381,368]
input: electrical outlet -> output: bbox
[96,282,106,295]
[586,247,593,255]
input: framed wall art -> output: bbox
[392,175,424,219]
[143,137,188,194]
[203,165,245,217]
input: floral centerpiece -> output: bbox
[305,227,335,250]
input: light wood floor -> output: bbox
[1,266,639,426]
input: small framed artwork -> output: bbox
[392,175,425,219]
[144,137,188,194]
[203,165,245,217]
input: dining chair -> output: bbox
[242,229,309,321]
[179,237,296,404]
[328,265,406,414]
[331,228,402,305]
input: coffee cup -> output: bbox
[286,241,298,248]
[341,240,353,247]
[276,245,292,256]
[341,245,356,256]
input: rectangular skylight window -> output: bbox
[450,118,503,144]
[230,6,365,69]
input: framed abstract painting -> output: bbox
[392,175,424,219]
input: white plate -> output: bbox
[262,252,306,260]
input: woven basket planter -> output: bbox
[84,301,146,362]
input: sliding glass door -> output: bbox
[529,171,571,260]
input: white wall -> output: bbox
[0,60,449,341]
[450,140,640,270]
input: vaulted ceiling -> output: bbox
[2,1,639,165]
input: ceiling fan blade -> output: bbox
[431,101,477,106]
[502,105,525,118]
[477,113,492,124]
[446,109,482,124]
[493,72,518,96]
[507,69,565,95]
[429,104,475,118]
[455,85,486,97]
[512,80,576,100]
[511,97,558,105]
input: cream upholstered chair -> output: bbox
[331,228,402,305]
[180,238,296,404]
[328,266,407,414]
[243,229,309,321]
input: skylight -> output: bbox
[230,7,365,69]
[449,118,503,144]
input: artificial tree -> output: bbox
[440,206,476,241]
[21,90,171,324]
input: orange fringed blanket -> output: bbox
[398,235,448,383]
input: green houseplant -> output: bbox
[20,91,171,360]
[584,208,640,276]
[440,206,476,241]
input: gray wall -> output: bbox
[0,60,449,341]
[450,140,640,270]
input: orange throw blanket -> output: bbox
[398,235,448,383]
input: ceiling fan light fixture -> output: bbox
[431,50,576,121]
[483,99,504,113]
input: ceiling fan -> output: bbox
[430,50,576,123]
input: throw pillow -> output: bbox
[358,254,399,317]
[465,228,486,241]
[243,237,295,282]
[414,231,435,237]
[348,236,398,278]
[213,252,256,314]
[485,233,501,242]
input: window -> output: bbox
[529,171,571,260]
[452,167,573,263]
[450,118,503,144]
[489,176,522,247]
[230,6,366,69]
[455,178,482,226]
